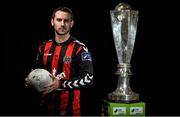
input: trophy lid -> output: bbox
[115,3,132,11]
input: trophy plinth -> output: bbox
[108,63,139,103]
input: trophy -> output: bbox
[108,3,139,103]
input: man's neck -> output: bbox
[55,33,70,43]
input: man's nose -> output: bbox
[61,21,65,26]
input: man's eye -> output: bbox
[57,19,62,21]
[64,19,69,22]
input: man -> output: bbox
[25,6,93,116]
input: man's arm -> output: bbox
[59,45,93,89]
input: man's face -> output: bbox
[51,10,74,35]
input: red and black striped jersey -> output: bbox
[34,36,93,115]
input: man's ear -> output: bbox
[51,18,54,26]
[70,20,74,28]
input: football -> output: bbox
[27,68,52,92]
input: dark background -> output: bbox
[1,0,179,116]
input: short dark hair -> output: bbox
[51,6,74,20]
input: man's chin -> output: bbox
[56,31,69,35]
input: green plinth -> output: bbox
[102,100,145,116]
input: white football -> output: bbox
[27,68,52,92]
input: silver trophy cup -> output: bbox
[108,3,139,103]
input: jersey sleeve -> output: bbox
[59,45,93,90]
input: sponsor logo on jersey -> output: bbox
[56,72,66,80]
[52,68,66,80]
[52,68,56,76]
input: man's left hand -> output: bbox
[41,74,59,94]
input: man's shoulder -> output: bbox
[72,38,91,54]
[40,39,53,45]
[72,37,86,47]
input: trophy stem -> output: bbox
[108,63,139,103]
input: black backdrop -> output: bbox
[1,0,180,116]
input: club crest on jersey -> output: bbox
[81,52,92,61]
[63,56,72,64]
